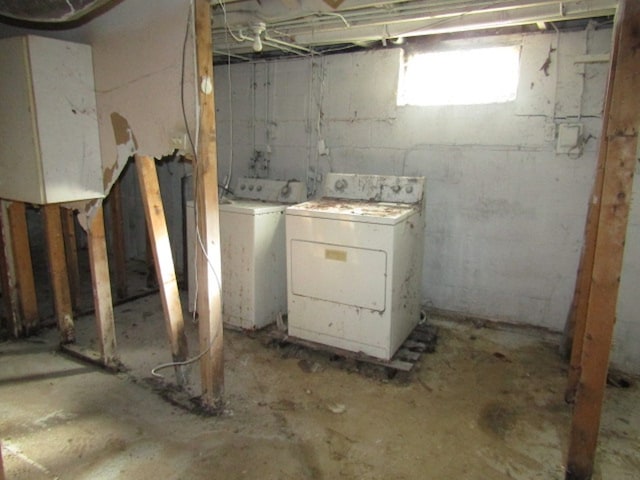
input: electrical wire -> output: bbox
[217,0,235,191]
[181,1,197,161]
[151,327,220,378]
[151,0,223,380]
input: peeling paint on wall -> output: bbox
[105,111,138,189]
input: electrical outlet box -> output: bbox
[556,123,583,154]
[170,132,190,154]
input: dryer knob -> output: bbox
[256,185,263,192]
[334,179,348,191]
[248,185,254,191]
[405,185,413,194]
[280,185,291,197]
[240,184,246,190]
[391,185,401,193]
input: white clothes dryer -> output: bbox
[286,173,425,360]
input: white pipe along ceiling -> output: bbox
[212,0,617,59]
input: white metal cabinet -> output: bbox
[0,35,103,204]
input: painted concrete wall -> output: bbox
[214,26,640,374]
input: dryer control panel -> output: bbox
[232,178,307,204]
[323,173,425,204]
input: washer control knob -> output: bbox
[256,185,263,192]
[280,185,291,197]
[391,185,402,193]
[240,184,246,190]
[405,185,413,194]
[334,179,348,191]
[248,184,254,191]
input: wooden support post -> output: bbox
[0,200,22,336]
[8,202,39,334]
[565,1,640,479]
[145,221,158,289]
[109,180,128,299]
[62,208,81,311]
[87,206,118,367]
[195,0,224,407]
[135,154,188,384]
[43,204,75,344]
[0,208,11,332]
[0,440,5,480]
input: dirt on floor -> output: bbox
[1,293,639,480]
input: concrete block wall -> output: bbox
[214,26,640,374]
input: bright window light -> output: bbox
[398,45,521,106]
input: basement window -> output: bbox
[397,45,521,106]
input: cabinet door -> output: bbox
[29,36,103,203]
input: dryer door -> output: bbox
[290,239,387,312]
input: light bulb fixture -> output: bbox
[253,35,262,52]
[250,21,266,53]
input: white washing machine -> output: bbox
[285,173,425,360]
[187,178,306,330]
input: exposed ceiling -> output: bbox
[0,0,617,60]
[211,0,617,62]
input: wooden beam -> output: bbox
[135,154,188,384]
[43,204,75,344]
[565,1,640,479]
[0,440,5,480]
[87,206,118,367]
[8,202,39,334]
[109,179,128,299]
[62,208,81,311]
[0,200,22,337]
[562,121,610,383]
[145,224,158,289]
[195,0,224,407]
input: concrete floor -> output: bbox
[1,293,639,479]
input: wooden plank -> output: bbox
[565,1,640,479]
[396,349,422,362]
[7,202,39,334]
[61,208,81,311]
[0,439,5,480]
[195,0,224,407]
[109,180,128,299]
[145,223,158,289]
[563,136,607,397]
[0,200,22,337]
[87,206,118,367]
[135,154,189,384]
[43,204,75,344]
[268,330,416,372]
[60,343,120,372]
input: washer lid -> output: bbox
[286,199,418,225]
[219,199,286,215]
